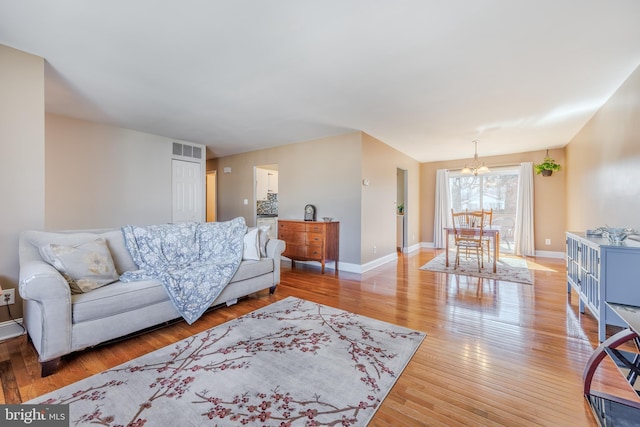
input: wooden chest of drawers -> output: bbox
[277,220,339,274]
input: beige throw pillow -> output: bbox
[40,237,119,294]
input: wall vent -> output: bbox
[172,142,202,160]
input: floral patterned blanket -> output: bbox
[119,217,246,324]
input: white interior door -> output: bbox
[172,159,203,223]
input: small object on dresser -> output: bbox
[304,204,316,221]
[322,217,333,222]
[586,229,603,237]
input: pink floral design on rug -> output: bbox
[31,297,425,426]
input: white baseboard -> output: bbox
[357,252,399,274]
[0,318,25,342]
[534,250,565,259]
[401,243,423,253]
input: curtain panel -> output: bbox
[514,162,535,256]
[433,169,451,248]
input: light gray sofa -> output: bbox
[18,226,285,377]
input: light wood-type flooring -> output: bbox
[0,248,635,426]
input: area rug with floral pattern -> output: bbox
[28,297,426,426]
[420,251,533,285]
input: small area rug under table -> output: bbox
[29,297,425,426]
[420,251,533,285]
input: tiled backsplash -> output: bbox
[257,193,278,215]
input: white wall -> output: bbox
[45,114,180,229]
[0,45,45,321]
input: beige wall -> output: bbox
[211,132,420,268]
[361,133,421,264]
[566,64,640,231]
[421,148,567,253]
[212,133,363,264]
[0,45,45,322]
[45,114,179,229]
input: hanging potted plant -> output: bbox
[534,151,561,176]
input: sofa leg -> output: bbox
[269,285,277,295]
[41,358,61,377]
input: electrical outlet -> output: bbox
[373,245,377,254]
[545,238,551,245]
[2,289,15,305]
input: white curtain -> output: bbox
[514,162,535,256]
[433,169,451,248]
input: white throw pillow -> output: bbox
[243,227,261,261]
[39,237,119,294]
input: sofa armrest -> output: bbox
[266,239,286,285]
[19,260,71,301]
[19,260,73,364]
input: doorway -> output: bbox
[206,170,217,222]
[255,164,279,237]
[396,168,408,252]
[172,159,204,223]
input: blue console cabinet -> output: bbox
[566,232,640,342]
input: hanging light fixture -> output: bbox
[461,140,490,176]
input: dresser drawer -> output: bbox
[305,223,325,233]
[306,232,324,246]
[305,246,323,259]
[279,222,306,232]
[278,230,306,243]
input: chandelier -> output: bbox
[461,140,490,176]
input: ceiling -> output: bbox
[1,1,639,162]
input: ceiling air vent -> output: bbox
[172,142,202,160]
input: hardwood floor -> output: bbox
[0,248,632,425]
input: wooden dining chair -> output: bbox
[466,209,493,264]
[480,209,493,263]
[451,210,485,272]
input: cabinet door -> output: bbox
[268,170,278,194]
[256,168,269,201]
[605,249,640,304]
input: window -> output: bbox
[449,166,520,253]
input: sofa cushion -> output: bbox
[71,279,170,323]
[231,259,273,283]
[99,229,138,274]
[39,238,119,294]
